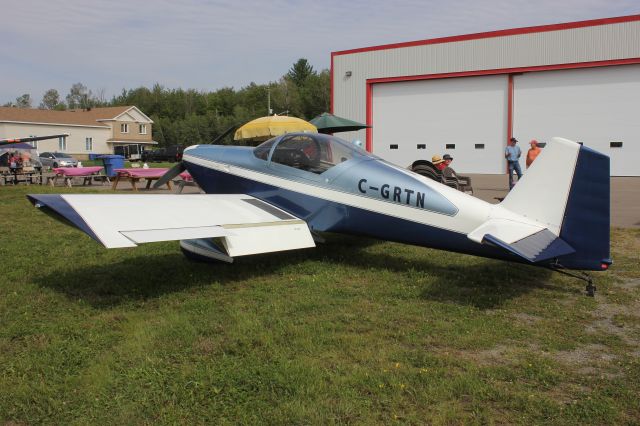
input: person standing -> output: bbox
[526,139,542,168]
[505,137,522,190]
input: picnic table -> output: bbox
[53,166,108,187]
[1,166,42,185]
[112,168,169,191]
[112,168,195,191]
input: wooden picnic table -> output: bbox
[112,168,172,191]
[1,166,44,185]
[53,166,109,187]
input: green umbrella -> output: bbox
[309,112,370,134]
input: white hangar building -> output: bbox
[331,15,640,176]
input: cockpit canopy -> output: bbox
[253,133,372,175]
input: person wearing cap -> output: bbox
[526,139,542,168]
[505,137,522,190]
[431,155,446,171]
[440,153,473,193]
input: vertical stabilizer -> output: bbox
[501,137,580,235]
[500,138,610,270]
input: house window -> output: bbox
[121,123,129,133]
[139,124,147,134]
[446,144,456,149]
[58,136,67,151]
[390,144,398,150]
[417,144,426,149]
[475,144,485,149]
[610,141,623,148]
[85,137,93,151]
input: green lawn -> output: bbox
[1,185,639,425]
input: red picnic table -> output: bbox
[52,166,108,187]
[112,168,192,191]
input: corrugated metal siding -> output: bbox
[333,20,640,132]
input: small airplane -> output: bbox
[24,132,610,296]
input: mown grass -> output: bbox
[1,185,639,425]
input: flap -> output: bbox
[28,194,315,252]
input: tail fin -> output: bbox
[501,138,610,270]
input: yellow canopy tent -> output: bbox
[234,115,317,142]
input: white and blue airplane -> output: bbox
[26,132,611,295]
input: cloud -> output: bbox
[1,0,638,103]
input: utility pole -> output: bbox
[267,88,273,115]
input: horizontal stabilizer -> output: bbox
[483,229,575,263]
[28,194,315,255]
[467,218,545,245]
[468,218,574,263]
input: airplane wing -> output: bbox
[467,218,575,263]
[27,194,315,256]
[0,134,69,146]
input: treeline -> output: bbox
[4,59,329,147]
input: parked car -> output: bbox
[141,145,184,162]
[39,152,78,168]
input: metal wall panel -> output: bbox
[372,75,508,173]
[333,19,640,174]
[513,64,640,176]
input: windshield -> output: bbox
[56,153,72,158]
[254,133,372,174]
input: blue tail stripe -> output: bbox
[558,145,611,270]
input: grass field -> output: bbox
[1,185,639,425]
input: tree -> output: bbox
[40,89,61,109]
[287,58,315,87]
[66,82,93,109]
[15,94,32,108]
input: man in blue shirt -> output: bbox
[505,137,522,190]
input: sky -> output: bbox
[2,0,639,105]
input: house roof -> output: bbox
[0,106,136,128]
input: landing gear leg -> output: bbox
[549,263,596,297]
[585,276,596,297]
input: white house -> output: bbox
[0,106,157,160]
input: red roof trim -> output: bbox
[330,54,334,114]
[364,58,640,155]
[332,14,640,57]
[365,58,640,85]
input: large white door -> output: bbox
[513,65,640,176]
[372,75,508,173]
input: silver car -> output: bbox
[39,152,78,168]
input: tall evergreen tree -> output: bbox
[287,58,316,87]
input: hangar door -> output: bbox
[513,64,640,176]
[372,75,508,173]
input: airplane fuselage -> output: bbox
[182,144,518,264]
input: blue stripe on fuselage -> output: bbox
[185,161,521,263]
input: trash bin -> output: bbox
[99,155,125,177]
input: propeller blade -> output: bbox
[210,125,238,145]
[151,125,236,189]
[153,162,186,189]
